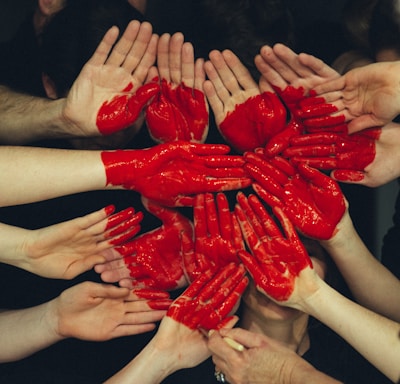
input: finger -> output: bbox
[298,51,340,80]
[205,192,220,237]
[272,43,314,80]
[91,282,131,299]
[208,50,242,95]
[122,21,154,73]
[85,26,120,67]
[106,20,141,67]
[222,50,258,92]
[216,192,233,241]
[157,33,172,81]
[204,56,233,104]
[194,57,206,91]
[181,41,195,87]
[169,32,185,84]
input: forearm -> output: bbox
[0,301,63,362]
[321,213,400,321]
[0,146,108,207]
[0,222,32,269]
[290,360,343,384]
[0,86,71,144]
[104,338,174,384]
[301,279,400,383]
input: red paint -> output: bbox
[104,204,115,216]
[105,207,134,230]
[245,153,345,240]
[101,142,251,206]
[285,128,381,172]
[96,82,160,135]
[235,193,312,301]
[146,79,209,143]
[219,92,287,152]
[167,263,248,330]
[114,200,193,291]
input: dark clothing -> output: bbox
[0,12,46,97]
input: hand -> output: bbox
[183,193,245,282]
[48,281,171,341]
[255,43,340,156]
[208,328,333,384]
[95,197,193,290]
[312,61,400,133]
[106,265,247,383]
[244,151,346,240]
[167,262,248,331]
[284,128,379,181]
[152,264,247,371]
[101,141,252,206]
[19,205,143,279]
[285,122,400,187]
[203,49,286,153]
[235,192,312,301]
[63,20,159,137]
[145,32,209,143]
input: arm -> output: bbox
[235,194,400,383]
[0,142,250,207]
[320,208,400,322]
[300,275,400,384]
[208,328,343,384]
[0,21,159,144]
[105,263,248,384]
[0,281,170,363]
[0,205,142,279]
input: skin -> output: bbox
[95,198,193,290]
[104,263,248,384]
[0,143,250,208]
[203,49,286,153]
[312,60,400,133]
[0,281,169,363]
[145,32,209,143]
[0,21,158,145]
[0,205,142,279]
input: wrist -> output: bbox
[41,299,66,344]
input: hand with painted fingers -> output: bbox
[183,192,245,282]
[208,328,342,384]
[310,60,400,133]
[244,151,346,240]
[101,141,252,207]
[49,282,171,341]
[235,192,313,303]
[95,197,193,291]
[255,43,340,156]
[104,263,248,384]
[64,20,160,137]
[285,122,400,187]
[203,49,286,153]
[1,205,143,279]
[0,281,171,364]
[145,32,209,143]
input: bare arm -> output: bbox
[321,208,400,322]
[0,282,169,363]
[0,146,106,207]
[0,85,67,144]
